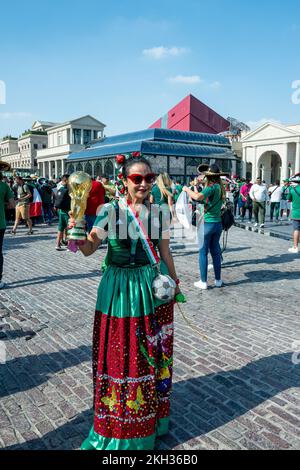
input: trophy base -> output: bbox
[67,220,87,241]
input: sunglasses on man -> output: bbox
[127,173,156,184]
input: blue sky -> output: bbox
[1,0,300,138]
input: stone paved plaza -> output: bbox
[0,223,299,450]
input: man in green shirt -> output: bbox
[0,172,15,288]
[287,175,300,253]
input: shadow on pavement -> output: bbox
[0,345,92,399]
[223,253,297,269]
[5,270,101,289]
[225,269,300,286]
[1,352,299,449]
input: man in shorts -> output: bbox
[11,176,33,235]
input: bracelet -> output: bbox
[175,278,180,285]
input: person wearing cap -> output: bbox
[287,174,300,253]
[280,179,291,220]
[249,177,269,228]
[11,176,33,235]
[183,164,226,289]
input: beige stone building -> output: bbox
[241,122,300,183]
[0,121,57,170]
[0,116,105,177]
[36,115,106,178]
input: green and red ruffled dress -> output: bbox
[81,202,174,450]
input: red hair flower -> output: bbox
[116,154,126,164]
[131,151,141,158]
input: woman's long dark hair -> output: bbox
[205,175,226,201]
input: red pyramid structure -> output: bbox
[149,94,229,134]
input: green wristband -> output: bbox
[175,293,187,303]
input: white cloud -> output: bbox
[143,46,188,60]
[168,75,202,84]
[0,112,32,119]
[246,118,282,130]
[209,81,221,90]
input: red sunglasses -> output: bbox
[127,173,156,184]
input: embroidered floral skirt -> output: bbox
[81,264,174,450]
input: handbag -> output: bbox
[119,198,176,301]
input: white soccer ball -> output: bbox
[152,275,176,301]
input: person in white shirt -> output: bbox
[268,179,283,222]
[249,177,270,228]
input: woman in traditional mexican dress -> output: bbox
[78,155,182,450]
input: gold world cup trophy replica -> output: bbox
[67,171,92,252]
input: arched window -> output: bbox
[67,163,74,174]
[104,160,114,178]
[94,160,102,176]
[76,162,83,172]
[85,162,93,176]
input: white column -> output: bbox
[242,146,246,178]
[49,161,53,179]
[54,160,58,178]
[81,129,83,145]
[253,147,258,180]
[69,128,73,144]
[61,159,65,175]
[295,141,300,174]
[281,143,288,180]
[231,159,237,178]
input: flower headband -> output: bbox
[114,152,142,194]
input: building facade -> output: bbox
[241,122,300,183]
[67,128,236,182]
[0,121,55,170]
[37,115,106,178]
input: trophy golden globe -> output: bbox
[67,171,92,252]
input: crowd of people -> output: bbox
[0,167,299,272]
[230,176,293,228]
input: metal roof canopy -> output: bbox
[68,127,234,161]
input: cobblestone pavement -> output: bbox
[0,223,299,450]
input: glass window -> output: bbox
[73,129,81,145]
[94,130,98,140]
[34,144,38,149]
[43,144,46,149]
[83,129,91,145]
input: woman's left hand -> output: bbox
[182,186,189,192]
[175,286,181,296]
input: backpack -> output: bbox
[23,184,34,203]
[221,202,235,231]
[209,186,235,231]
[55,186,71,211]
